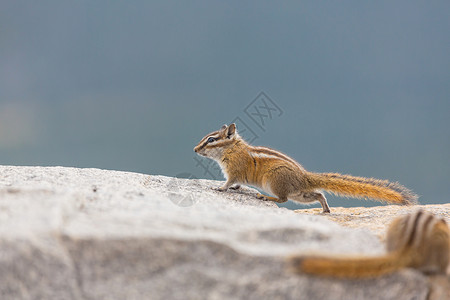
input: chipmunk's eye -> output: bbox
[207,137,216,143]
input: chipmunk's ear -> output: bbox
[221,124,228,131]
[226,123,236,138]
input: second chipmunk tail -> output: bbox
[306,172,418,205]
[288,251,410,278]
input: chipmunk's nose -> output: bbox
[194,147,198,153]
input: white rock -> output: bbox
[0,166,428,299]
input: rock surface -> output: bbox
[297,204,450,240]
[0,166,438,299]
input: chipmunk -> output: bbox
[194,123,417,213]
[288,210,450,278]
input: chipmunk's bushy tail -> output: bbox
[306,172,418,205]
[288,251,411,278]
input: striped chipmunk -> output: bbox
[193,123,417,213]
[288,210,450,278]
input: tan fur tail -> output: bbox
[288,252,409,279]
[306,172,418,205]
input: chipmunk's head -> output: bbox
[194,123,240,160]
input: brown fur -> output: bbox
[290,252,407,278]
[306,172,417,205]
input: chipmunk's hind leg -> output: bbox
[290,191,331,213]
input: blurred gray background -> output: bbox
[1,1,449,209]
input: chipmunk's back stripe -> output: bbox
[416,213,435,247]
[251,152,285,160]
[252,156,257,168]
[251,146,299,167]
[406,210,423,247]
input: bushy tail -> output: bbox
[288,252,410,278]
[306,172,418,205]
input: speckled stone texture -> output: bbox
[0,166,434,299]
[297,204,450,240]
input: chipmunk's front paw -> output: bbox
[212,187,227,192]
